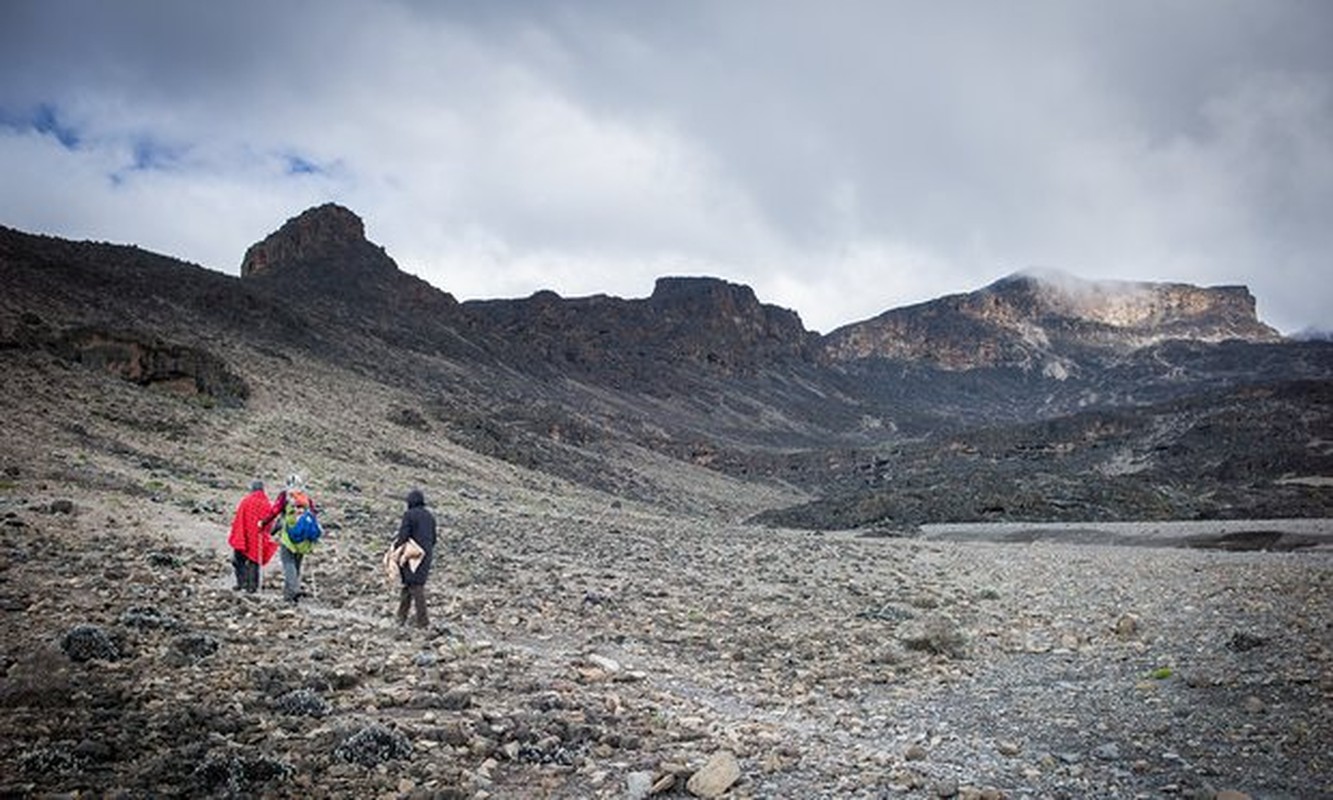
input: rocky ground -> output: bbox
[2,482,1330,799]
[1,351,1331,799]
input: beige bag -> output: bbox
[383,538,425,585]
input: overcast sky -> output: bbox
[2,1,1330,334]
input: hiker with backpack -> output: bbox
[262,474,323,604]
[227,479,277,592]
[391,488,437,628]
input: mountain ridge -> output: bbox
[235,204,1285,374]
[3,203,1330,528]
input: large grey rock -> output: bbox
[686,750,741,798]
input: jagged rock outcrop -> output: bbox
[55,327,250,406]
[238,204,464,359]
[240,203,382,278]
[240,204,454,311]
[641,277,817,369]
[0,314,249,406]
[460,276,818,378]
[823,271,1283,373]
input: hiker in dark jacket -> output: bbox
[394,488,437,628]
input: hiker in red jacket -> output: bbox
[228,479,277,592]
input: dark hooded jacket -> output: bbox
[394,489,437,585]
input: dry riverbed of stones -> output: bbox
[1,484,1330,799]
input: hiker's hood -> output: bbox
[406,489,425,509]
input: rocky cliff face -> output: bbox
[240,203,379,278]
[823,271,1283,372]
[238,204,460,354]
[643,277,816,366]
[461,276,818,379]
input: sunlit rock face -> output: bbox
[1009,270,1277,338]
[822,270,1282,372]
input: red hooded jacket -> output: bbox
[229,488,278,565]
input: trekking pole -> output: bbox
[256,524,263,594]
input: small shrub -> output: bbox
[899,616,968,659]
[61,624,121,662]
[194,754,293,794]
[273,688,330,718]
[334,725,412,766]
[119,605,180,630]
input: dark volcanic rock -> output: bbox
[460,276,818,379]
[54,327,249,406]
[241,203,375,278]
[4,206,1330,527]
[194,754,293,795]
[118,605,180,630]
[237,203,464,359]
[753,378,1333,529]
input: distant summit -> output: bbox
[824,270,1282,373]
[239,203,457,326]
[991,270,1279,340]
[240,203,394,279]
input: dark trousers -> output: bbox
[231,550,259,593]
[397,584,429,628]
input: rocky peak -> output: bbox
[823,270,1282,372]
[236,204,458,338]
[459,276,818,380]
[648,277,808,341]
[644,277,816,364]
[240,203,384,278]
[984,271,1279,339]
[649,276,761,312]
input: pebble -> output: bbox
[996,740,1022,757]
[625,770,654,799]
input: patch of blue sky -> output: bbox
[130,136,184,171]
[0,103,80,149]
[107,136,189,186]
[284,154,322,175]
